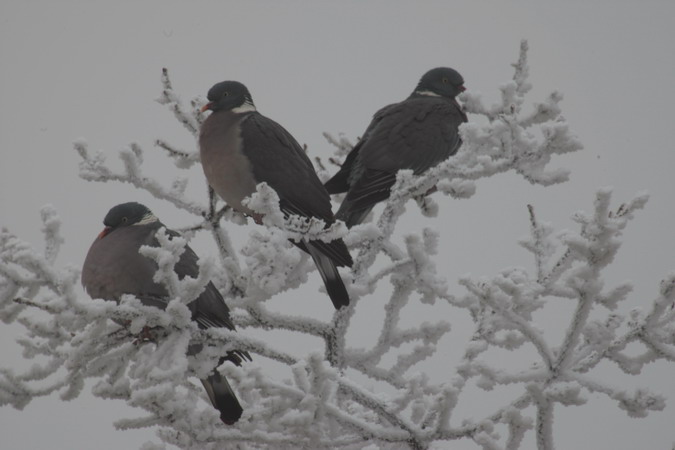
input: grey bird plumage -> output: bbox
[81,202,250,425]
[324,67,468,227]
[199,81,353,309]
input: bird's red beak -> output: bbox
[200,102,213,113]
[97,226,112,240]
[459,85,466,92]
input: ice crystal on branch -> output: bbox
[2,41,673,450]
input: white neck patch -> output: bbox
[415,89,441,97]
[134,213,159,226]
[232,101,256,114]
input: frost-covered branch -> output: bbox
[2,41,673,450]
[75,139,205,216]
[156,67,205,137]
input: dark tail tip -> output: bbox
[201,372,243,425]
[326,275,350,309]
[219,403,243,425]
[305,240,351,309]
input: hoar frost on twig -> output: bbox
[2,40,674,450]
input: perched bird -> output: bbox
[81,202,250,425]
[324,67,468,227]
[199,81,353,309]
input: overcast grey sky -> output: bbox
[2,1,675,449]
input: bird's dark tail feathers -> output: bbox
[305,240,350,309]
[200,370,243,425]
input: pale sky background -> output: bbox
[1,1,675,449]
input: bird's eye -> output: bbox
[222,92,229,97]
[121,217,128,224]
[442,77,449,84]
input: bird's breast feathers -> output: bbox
[81,226,160,301]
[200,113,258,214]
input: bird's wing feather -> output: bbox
[239,114,353,267]
[240,114,335,224]
[359,98,464,174]
[159,229,252,362]
[339,98,465,218]
[324,102,398,194]
[165,231,237,330]
[323,140,361,194]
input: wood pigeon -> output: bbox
[199,81,353,309]
[81,202,250,425]
[324,67,468,227]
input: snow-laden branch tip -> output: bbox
[75,139,205,217]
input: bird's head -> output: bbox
[200,81,256,114]
[414,67,465,99]
[97,202,157,239]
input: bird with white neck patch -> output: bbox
[81,202,250,425]
[324,67,468,227]
[199,81,353,310]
